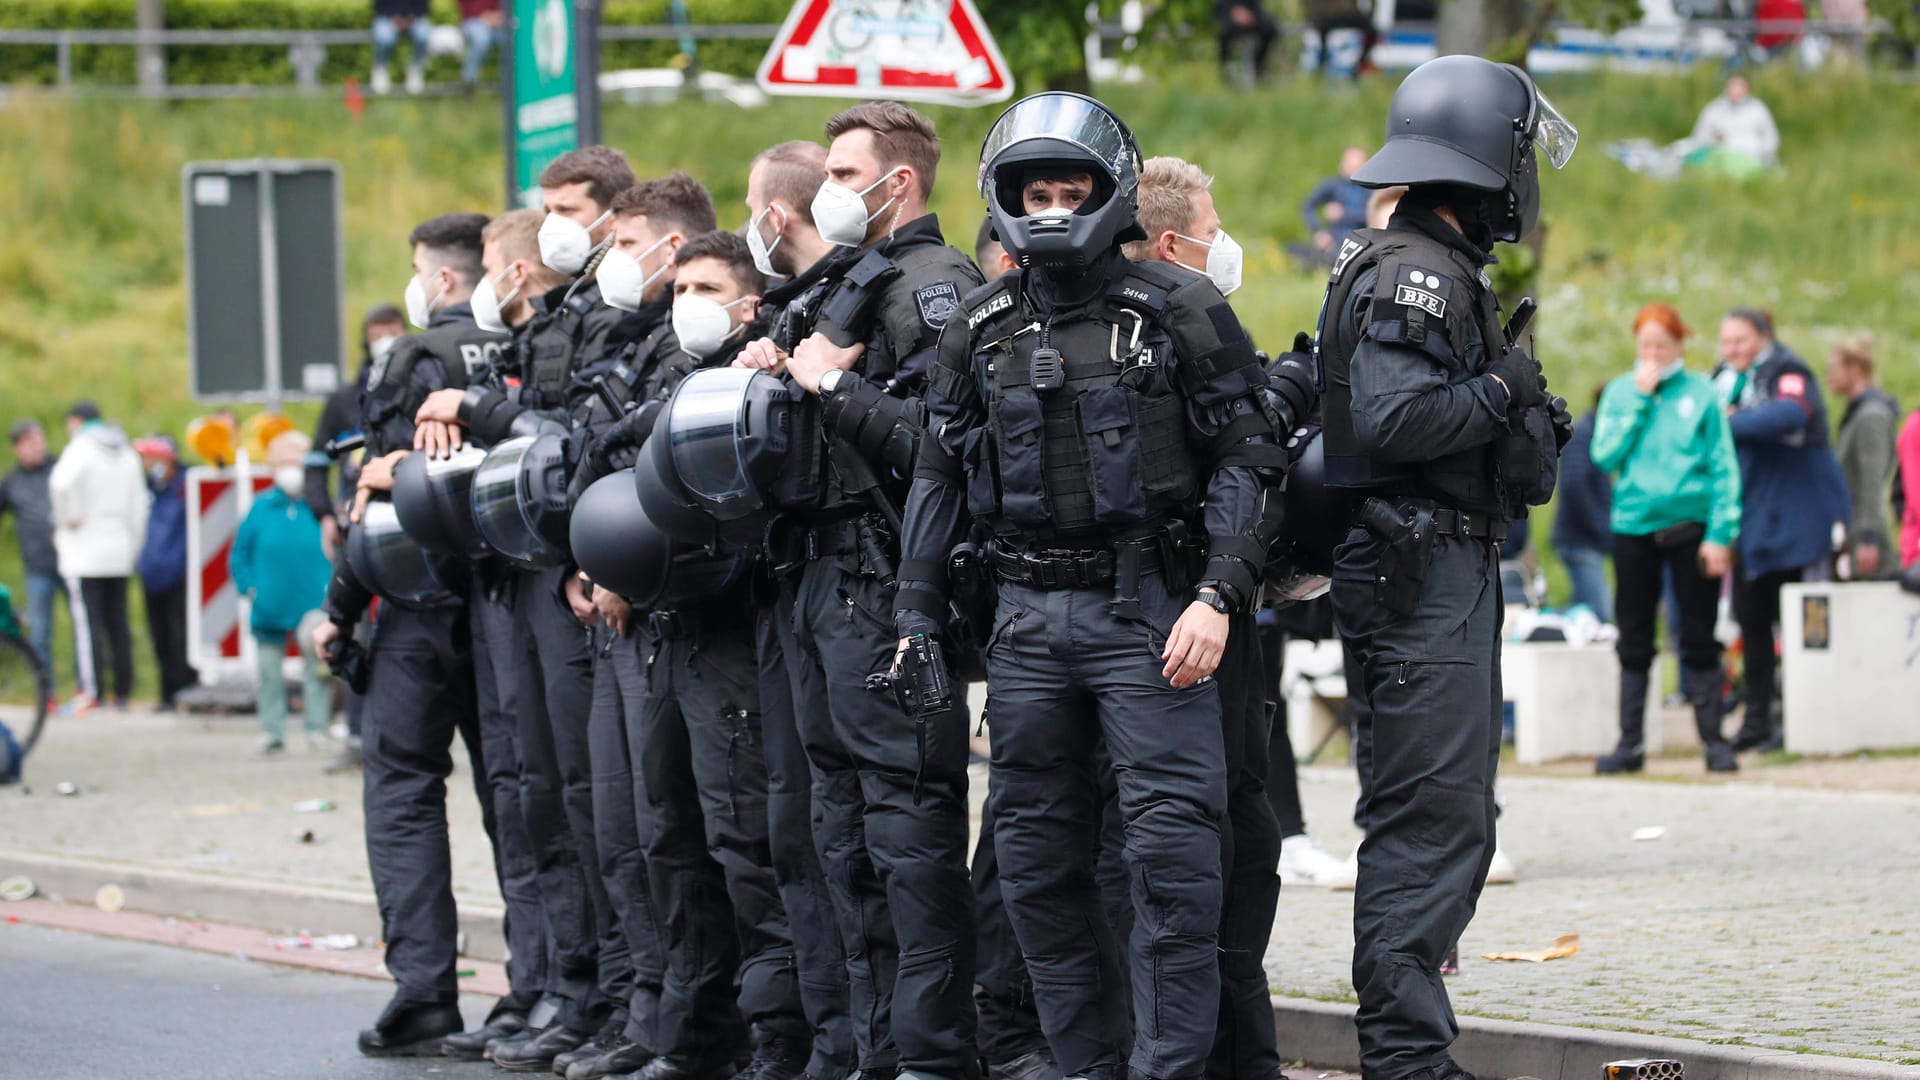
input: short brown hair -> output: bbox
[610,171,718,237]
[1122,156,1211,261]
[483,209,546,269]
[824,102,939,199]
[674,230,767,297]
[1831,333,1875,379]
[538,146,638,209]
[409,212,488,283]
[752,140,829,226]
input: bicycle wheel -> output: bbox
[0,632,51,760]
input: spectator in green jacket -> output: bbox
[1591,304,1743,776]
[231,431,334,755]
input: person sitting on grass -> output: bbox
[231,431,335,756]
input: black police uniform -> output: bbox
[763,213,983,1080]
[897,251,1286,1080]
[1318,203,1550,1079]
[323,302,507,1034]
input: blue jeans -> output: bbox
[461,16,501,84]
[371,15,431,70]
[1559,546,1613,623]
[22,571,65,696]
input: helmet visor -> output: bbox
[665,367,757,509]
[978,93,1139,196]
[356,500,445,603]
[471,436,558,566]
[1531,88,1579,170]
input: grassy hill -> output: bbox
[2,67,1917,699]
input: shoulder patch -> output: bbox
[1331,236,1366,282]
[1392,264,1450,319]
[916,281,961,329]
[1776,372,1807,399]
[969,290,1014,330]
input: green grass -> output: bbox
[2,67,1918,697]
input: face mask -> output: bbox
[471,268,521,334]
[538,209,612,275]
[403,274,443,329]
[368,334,399,363]
[597,237,672,312]
[1174,229,1244,296]
[672,294,750,359]
[812,167,903,248]
[747,204,786,277]
[274,465,305,496]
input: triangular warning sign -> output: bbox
[757,0,1014,107]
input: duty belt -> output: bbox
[988,540,1165,590]
[649,606,752,642]
[1432,506,1509,543]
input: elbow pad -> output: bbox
[1267,354,1318,435]
[823,374,925,474]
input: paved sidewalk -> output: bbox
[8,709,1920,1068]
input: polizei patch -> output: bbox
[1394,266,1448,318]
[968,290,1013,329]
[916,281,961,328]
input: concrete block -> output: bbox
[1505,643,1664,764]
[1780,582,1920,754]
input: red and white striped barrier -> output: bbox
[184,463,275,683]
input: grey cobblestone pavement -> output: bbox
[7,709,1919,1066]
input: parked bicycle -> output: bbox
[0,584,52,781]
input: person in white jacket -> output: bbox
[1691,75,1781,167]
[49,401,149,712]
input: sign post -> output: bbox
[756,0,1013,107]
[504,0,601,208]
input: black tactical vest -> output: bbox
[964,262,1202,544]
[362,317,506,457]
[1318,226,1508,515]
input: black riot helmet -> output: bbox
[571,469,751,609]
[1351,55,1578,243]
[978,92,1145,272]
[1274,425,1355,578]
[643,367,800,543]
[471,431,574,570]
[344,499,449,604]
[392,447,492,560]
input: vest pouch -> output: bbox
[993,387,1050,527]
[1077,386,1148,524]
[961,428,999,518]
[1133,389,1193,502]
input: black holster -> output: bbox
[1358,497,1438,618]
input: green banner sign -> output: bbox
[508,0,580,207]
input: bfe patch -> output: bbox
[916,282,961,329]
[1393,265,1449,319]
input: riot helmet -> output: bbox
[978,92,1145,272]
[1351,55,1577,242]
[344,499,449,604]
[1273,425,1354,578]
[572,469,751,609]
[393,447,492,560]
[644,367,799,539]
[471,432,574,569]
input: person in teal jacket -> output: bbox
[232,431,336,754]
[1590,304,1743,775]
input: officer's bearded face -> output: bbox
[675,257,757,330]
[825,129,908,245]
[1022,175,1093,215]
[542,181,611,243]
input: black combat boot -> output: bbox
[1687,666,1738,772]
[357,998,463,1057]
[1595,667,1650,774]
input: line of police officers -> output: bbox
[308,57,1578,1080]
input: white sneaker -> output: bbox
[1485,846,1518,885]
[370,65,392,95]
[252,736,286,757]
[404,65,425,95]
[1327,846,1360,891]
[1278,834,1346,888]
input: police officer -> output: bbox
[1317,55,1576,1080]
[734,104,983,1080]
[894,93,1292,1080]
[309,212,508,1056]
[1122,153,1292,1080]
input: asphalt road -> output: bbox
[1,922,497,1079]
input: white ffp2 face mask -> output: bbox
[471,268,521,334]
[747,204,786,277]
[1175,229,1244,296]
[403,274,443,329]
[672,294,750,359]
[538,208,612,275]
[811,167,904,248]
[597,236,673,312]
[274,465,305,496]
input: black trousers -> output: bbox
[1732,562,1802,739]
[592,626,665,1049]
[1333,529,1503,1080]
[1313,14,1377,74]
[987,575,1225,1080]
[142,583,196,704]
[1216,10,1279,74]
[469,578,550,1014]
[774,552,977,1079]
[972,784,1055,1072]
[76,576,133,703]
[360,603,487,1006]
[1258,626,1307,839]
[510,565,617,1031]
[1612,530,1722,676]
[640,619,806,1057]
[756,603,855,1078]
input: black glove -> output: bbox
[1487,349,1545,410]
[1548,395,1574,451]
[1266,331,1319,433]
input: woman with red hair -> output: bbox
[1590,304,1744,774]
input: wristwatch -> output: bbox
[1193,585,1234,616]
[819,368,846,395]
